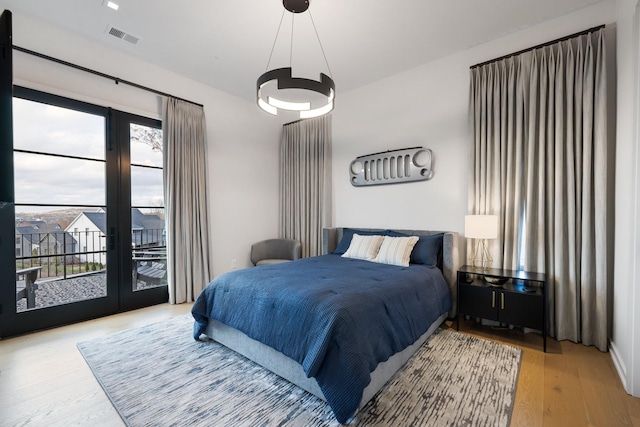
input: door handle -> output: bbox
[492,291,495,308]
[501,293,505,310]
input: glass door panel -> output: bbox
[130,123,166,291]
[13,97,110,313]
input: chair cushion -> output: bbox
[251,239,301,265]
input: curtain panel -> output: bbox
[469,28,609,351]
[280,116,332,258]
[163,97,213,304]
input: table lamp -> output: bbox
[465,215,498,269]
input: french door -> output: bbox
[0,84,168,337]
[116,111,168,311]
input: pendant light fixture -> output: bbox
[257,0,335,119]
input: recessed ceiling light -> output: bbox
[106,1,119,11]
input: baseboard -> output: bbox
[609,340,629,393]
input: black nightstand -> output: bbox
[456,265,547,352]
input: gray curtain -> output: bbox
[469,28,609,351]
[163,97,212,304]
[280,116,332,257]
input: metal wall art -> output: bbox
[349,147,433,187]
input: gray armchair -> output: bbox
[250,238,301,266]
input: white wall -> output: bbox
[613,0,640,398]
[332,58,468,232]
[6,10,282,277]
[332,1,617,234]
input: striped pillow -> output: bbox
[374,235,419,267]
[341,234,384,261]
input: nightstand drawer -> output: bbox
[500,291,543,330]
[456,265,547,352]
[459,283,498,321]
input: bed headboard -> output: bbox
[322,228,463,317]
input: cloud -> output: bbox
[13,97,164,214]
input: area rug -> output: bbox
[77,315,521,427]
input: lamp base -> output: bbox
[469,239,493,270]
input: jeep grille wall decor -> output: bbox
[349,147,433,187]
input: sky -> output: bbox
[13,98,164,214]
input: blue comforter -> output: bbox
[192,254,451,423]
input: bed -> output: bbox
[192,227,462,423]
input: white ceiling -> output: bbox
[1,0,603,102]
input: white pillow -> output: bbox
[341,234,384,261]
[374,235,419,267]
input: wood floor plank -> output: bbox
[630,405,640,426]
[511,345,544,426]
[574,342,634,427]
[543,342,592,426]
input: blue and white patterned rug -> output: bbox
[77,315,521,427]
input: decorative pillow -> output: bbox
[341,234,385,261]
[374,235,419,267]
[410,233,444,267]
[333,228,386,255]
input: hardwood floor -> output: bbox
[0,303,192,427]
[0,305,638,426]
[450,319,640,427]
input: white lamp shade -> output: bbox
[465,215,498,239]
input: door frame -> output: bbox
[0,9,16,336]
[0,85,167,337]
[114,111,168,311]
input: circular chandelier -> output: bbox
[257,0,335,119]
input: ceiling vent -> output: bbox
[105,25,140,45]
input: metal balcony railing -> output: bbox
[15,228,166,281]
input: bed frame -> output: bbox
[203,227,462,412]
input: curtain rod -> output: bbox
[284,115,331,126]
[284,119,304,126]
[470,24,605,70]
[13,45,204,108]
